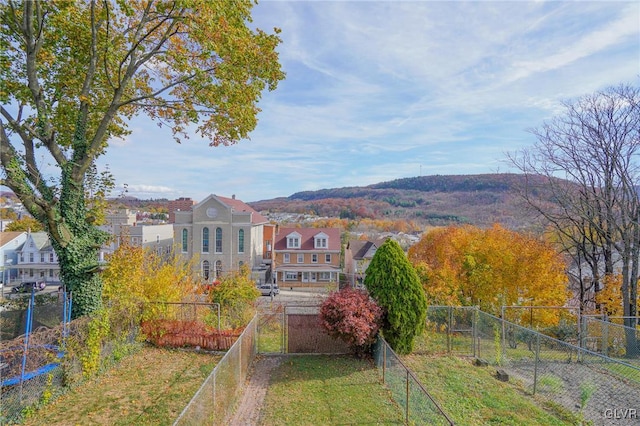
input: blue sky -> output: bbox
[97,0,640,203]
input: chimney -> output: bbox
[232,194,236,199]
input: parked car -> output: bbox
[11,281,46,294]
[257,283,279,296]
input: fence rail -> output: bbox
[173,314,257,426]
[424,306,640,425]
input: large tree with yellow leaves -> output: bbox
[0,0,284,317]
[409,225,569,326]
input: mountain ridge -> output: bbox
[248,173,548,230]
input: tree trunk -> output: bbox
[47,167,109,318]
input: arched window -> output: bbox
[239,260,244,269]
[181,229,188,252]
[215,260,222,278]
[202,227,209,253]
[202,260,210,280]
[238,229,245,253]
[215,227,222,253]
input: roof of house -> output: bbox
[216,195,268,224]
[16,232,52,251]
[348,240,376,260]
[274,227,341,251]
[0,231,25,247]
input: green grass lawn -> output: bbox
[260,355,405,425]
[23,346,220,426]
[401,354,581,426]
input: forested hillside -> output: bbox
[248,173,552,230]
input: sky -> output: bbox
[96,0,640,203]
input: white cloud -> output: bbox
[94,0,639,203]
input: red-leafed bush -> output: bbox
[319,287,383,356]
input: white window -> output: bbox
[325,254,331,263]
[315,237,327,248]
[40,253,45,262]
[49,253,54,262]
[29,253,34,263]
[319,272,331,281]
[286,232,301,249]
[297,254,304,263]
[312,254,318,263]
[284,253,290,263]
[285,271,298,280]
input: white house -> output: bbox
[15,231,61,284]
[0,231,27,285]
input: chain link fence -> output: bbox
[0,292,143,425]
[173,314,257,426]
[424,306,640,425]
[581,315,640,359]
[372,336,454,425]
[1,294,67,424]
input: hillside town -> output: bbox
[0,193,418,294]
[0,1,638,425]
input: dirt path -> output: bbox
[228,355,283,426]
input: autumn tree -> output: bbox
[508,84,640,355]
[364,239,427,354]
[409,224,569,325]
[4,216,44,232]
[0,207,17,220]
[0,1,284,317]
[207,265,259,328]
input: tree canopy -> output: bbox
[4,216,44,232]
[364,238,427,354]
[408,224,569,325]
[0,0,284,317]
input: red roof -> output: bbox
[274,227,341,251]
[217,195,269,225]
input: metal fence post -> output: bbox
[282,309,286,354]
[405,370,410,424]
[533,332,540,395]
[501,305,506,363]
[602,319,609,357]
[382,340,386,383]
[447,306,452,353]
[472,307,477,357]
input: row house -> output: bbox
[273,227,341,288]
[15,232,61,283]
[174,194,273,284]
[343,238,386,288]
[0,231,27,284]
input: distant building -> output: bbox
[0,231,27,284]
[343,238,386,288]
[100,208,174,258]
[0,219,13,232]
[174,194,271,283]
[15,232,61,283]
[273,227,341,289]
[168,197,195,223]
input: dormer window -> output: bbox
[314,232,328,249]
[287,232,301,249]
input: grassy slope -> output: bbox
[401,354,580,426]
[23,347,220,426]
